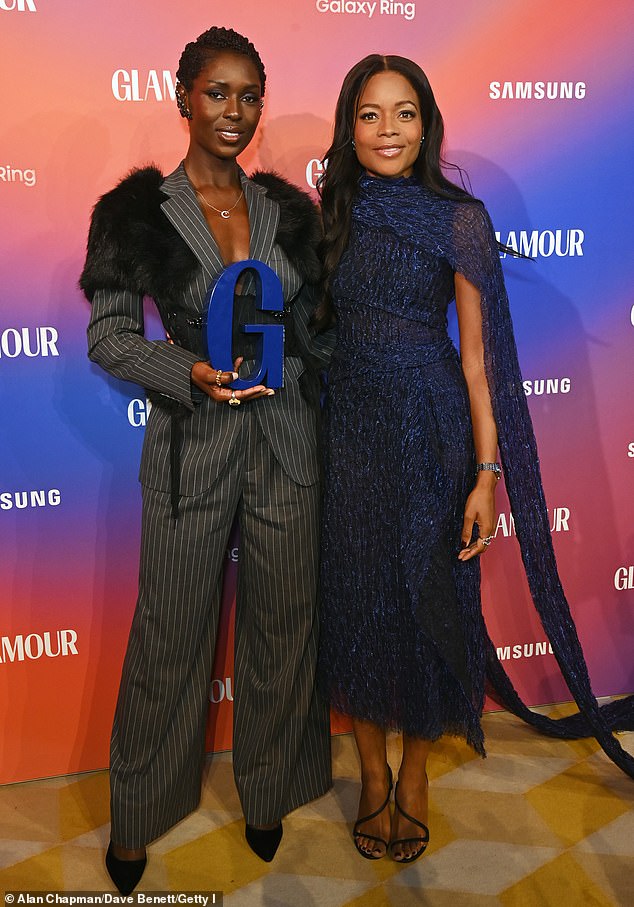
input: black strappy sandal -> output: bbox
[390,781,430,863]
[353,765,393,860]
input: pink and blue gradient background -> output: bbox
[1,0,632,782]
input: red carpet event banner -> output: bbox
[1,0,632,783]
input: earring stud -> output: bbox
[176,93,192,120]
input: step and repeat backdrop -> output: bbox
[1,0,633,784]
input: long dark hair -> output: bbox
[316,54,476,329]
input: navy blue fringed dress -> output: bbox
[318,174,634,773]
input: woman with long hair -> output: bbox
[317,54,633,864]
[81,26,333,893]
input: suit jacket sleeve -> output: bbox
[291,283,336,370]
[87,287,202,411]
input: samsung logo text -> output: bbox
[489,81,586,100]
[0,489,61,511]
[523,377,571,397]
[496,640,554,661]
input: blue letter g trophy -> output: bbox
[205,259,284,390]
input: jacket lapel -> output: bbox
[160,163,280,278]
[243,172,280,266]
[160,163,225,277]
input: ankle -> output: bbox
[397,764,428,787]
[360,762,390,785]
[110,841,146,861]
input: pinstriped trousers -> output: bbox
[109,409,332,848]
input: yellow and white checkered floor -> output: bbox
[1,704,632,905]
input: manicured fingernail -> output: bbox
[231,372,239,380]
[266,390,275,396]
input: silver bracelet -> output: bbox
[476,462,502,479]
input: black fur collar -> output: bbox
[79,165,321,304]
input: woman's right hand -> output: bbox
[190,356,274,405]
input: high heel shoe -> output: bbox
[245,822,283,862]
[353,765,393,860]
[389,781,429,863]
[105,841,147,894]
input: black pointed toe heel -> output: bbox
[245,822,283,862]
[353,765,393,860]
[105,842,147,895]
[389,781,429,864]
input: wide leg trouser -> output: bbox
[109,411,332,848]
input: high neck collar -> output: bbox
[359,172,418,189]
[358,172,421,201]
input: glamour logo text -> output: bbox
[0,630,78,664]
[111,69,176,102]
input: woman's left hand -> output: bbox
[457,474,498,561]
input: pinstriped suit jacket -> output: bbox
[87,163,334,494]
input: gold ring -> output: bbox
[228,390,241,407]
[215,369,223,387]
